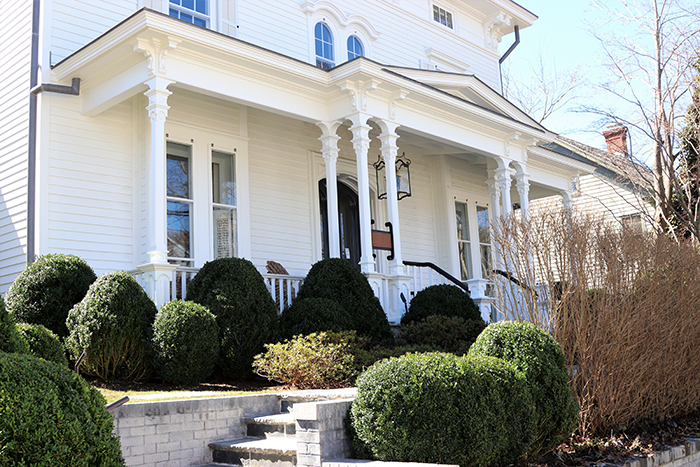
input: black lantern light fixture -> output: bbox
[374,152,412,200]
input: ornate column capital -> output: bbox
[316,121,343,163]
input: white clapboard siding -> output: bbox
[0,0,32,294]
[246,108,318,274]
[575,174,653,225]
[50,0,138,64]
[46,1,505,90]
[46,97,134,275]
[399,153,439,263]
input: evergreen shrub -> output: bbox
[468,321,579,456]
[152,300,219,385]
[401,284,481,325]
[398,315,486,355]
[17,323,68,367]
[0,352,124,466]
[253,331,357,389]
[6,254,96,337]
[351,352,536,466]
[296,258,392,341]
[66,271,157,381]
[0,297,30,355]
[279,297,354,340]
[186,258,280,379]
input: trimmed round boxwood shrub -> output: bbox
[153,300,219,385]
[253,331,357,389]
[0,352,124,466]
[351,352,536,466]
[6,254,96,337]
[279,297,354,340]
[468,321,579,456]
[17,323,69,367]
[66,271,157,381]
[296,258,392,341]
[186,258,280,379]
[0,297,30,355]
[399,315,486,355]
[401,284,481,325]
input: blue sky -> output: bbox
[499,0,609,149]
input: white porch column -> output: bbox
[495,167,513,216]
[348,113,375,273]
[561,190,574,210]
[515,172,531,220]
[486,176,502,220]
[317,121,342,258]
[138,76,177,308]
[377,120,404,276]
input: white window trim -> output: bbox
[447,189,493,282]
[165,122,250,267]
[163,0,218,31]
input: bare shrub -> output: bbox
[491,209,700,434]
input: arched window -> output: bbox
[347,35,364,60]
[315,22,335,70]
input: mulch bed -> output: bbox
[519,412,700,467]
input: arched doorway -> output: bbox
[319,179,361,267]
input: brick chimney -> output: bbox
[603,124,629,156]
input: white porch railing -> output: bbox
[129,267,304,313]
[404,263,452,300]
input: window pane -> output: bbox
[477,206,490,243]
[324,42,333,60]
[169,8,178,18]
[194,17,207,27]
[195,0,207,14]
[315,39,323,57]
[459,242,473,281]
[213,207,237,259]
[167,143,190,199]
[182,0,194,10]
[167,201,191,259]
[455,202,470,241]
[433,5,439,21]
[212,151,236,206]
[181,11,192,22]
[480,244,492,278]
[446,12,453,28]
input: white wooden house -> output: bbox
[0,0,595,324]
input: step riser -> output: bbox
[247,422,296,439]
[212,449,296,467]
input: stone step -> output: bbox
[278,388,357,413]
[244,412,296,439]
[209,437,297,467]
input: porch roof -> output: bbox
[50,8,593,185]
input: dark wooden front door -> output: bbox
[319,179,361,268]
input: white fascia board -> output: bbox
[528,146,596,175]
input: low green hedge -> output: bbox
[152,300,219,385]
[279,297,354,340]
[0,297,29,355]
[468,321,579,456]
[350,352,536,466]
[66,271,157,381]
[401,284,482,325]
[398,315,486,355]
[6,254,96,337]
[17,323,68,367]
[0,352,124,466]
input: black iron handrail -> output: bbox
[493,269,538,297]
[403,260,470,294]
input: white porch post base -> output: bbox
[366,273,412,324]
[137,262,178,308]
[467,278,495,323]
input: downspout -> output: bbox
[27,0,81,264]
[498,24,520,94]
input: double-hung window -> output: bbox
[167,142,194,265]
[455,200,493,281]
[212,151,237,259]
[170,0,209,28]
[315,22,335,70]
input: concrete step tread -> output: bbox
[244,412,296,425]
[209,437,297,455]
[278,388,357,403]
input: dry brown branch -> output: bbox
[492,210,700,435]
